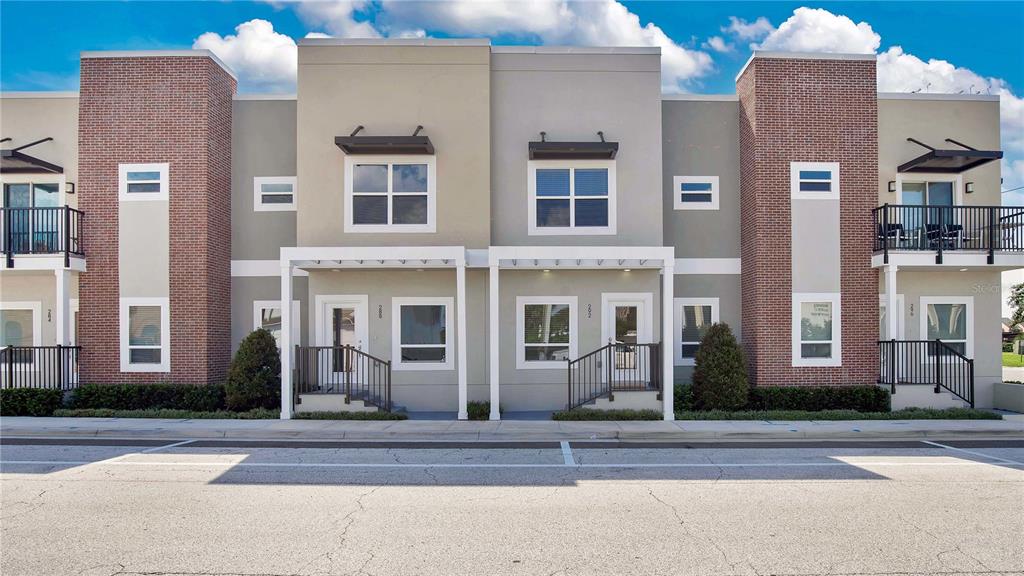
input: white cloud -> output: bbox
[702,36,732,53]
[722,16,773,41]
[753,7,879,53]
[295,0,380,38]
[193,19,297,92]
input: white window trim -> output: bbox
[527,160,617,236]
[391,297,454,371]
[895,173,964,206]
[0,301,43,371]
[920,296,974,361]
[792,292,842,367]
[253,176,297,212]
[119,297,170,373]
[343,155,436,233]
[252,300,301,349]
[673,297,719,366]
[118,163,169,202]
[673,176,720,211]
[516,296,578,370]
[790,162,839,201]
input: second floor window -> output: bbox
[344,156,436,233]
[119,163,169,201]
[528,161,616,235]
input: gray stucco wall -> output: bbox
[490,51,663,246]
[232,99,298,260]
[0,271,80,346]
[662,99,740,258]
[791,199,841,293]
[672,273,742,383]
[231,276,309,353]
[0,94,79,207]
[119,201,169,298]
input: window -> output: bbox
[252,300,301,350]
[516,296,578,369]
[344,156,436,233]
[673,298,719,366]
[0,302,41,366]
[3,182,62,252]
[119,163,169,201]
[673,176,720,210]
[790,162,839,200]
[254,177,296,211]
[391,297,453,370]
[120,297,169,372]
[921,297,973,359]
[528,161,616,235]
[792,293,841,366]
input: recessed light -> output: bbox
[543,269,551,273]
[959,268,968,272]
[331,268,341,272]
[623,268,632,272]
[416,268,424,272]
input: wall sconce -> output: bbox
[65,182,76,194]
[965,182,974,194]
[887,181,896,193]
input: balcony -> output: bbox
[1,206,84,268]
[872,204,1024,266]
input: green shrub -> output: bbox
[467,401,499,420]
[0,388,64,416]
[674,408,1000,420]
[747,385,890,412]
[674,383,696,412]
[551,408,662,421]
[692,323,748,410]
[293,411,408,420]
[70,383,224,411]
[1003,341,1013,353]
[225,328,281,411]
[53,408,278,419]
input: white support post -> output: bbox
[885,265,899,341]
[488,265,501,420]
[456,262,469,420]
[662,264,675,421]
[54,268,70,345]
[280,261,294,420]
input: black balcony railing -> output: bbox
[1,206,84,268]
[293,345,392,412]
[877,340,974,407]
[1,345,81,390]
[873,204,1024,264]
[567,342,662,410]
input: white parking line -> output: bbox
[2,460,1021,469]
[560,441,575,466]
[921,440,1024,466]
[140,439,196,454]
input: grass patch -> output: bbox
[52,408,278,419]
[674,408,1002,420]
[293,411,408,420]
[1003,352,1024,367]
[552,408,662,421]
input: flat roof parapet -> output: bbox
[80,49,237,81]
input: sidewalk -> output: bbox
[2,416,1023,442]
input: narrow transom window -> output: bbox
[528,161,616,235]
[790,162,839,200]
[119,163,169,201]
[254,177,296,211]
[673,298,719,366]
[673,176,720,211]
[391,298,452,370]
[792,293,841,367]
[345,156,436,233]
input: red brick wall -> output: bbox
[78,55,236,384]
[738,56,878,386]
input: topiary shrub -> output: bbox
[692,323,748,411]
[70,383,224,411]
[225,328,281,411]
[0,388,64,416]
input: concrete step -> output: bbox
[587,390,662,411]
[296,393,380,413]
[883,383,971,410]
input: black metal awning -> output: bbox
[898,138,1003,174]
[0,137,63,174]
[528,131,618,160]
[334,125,434,155]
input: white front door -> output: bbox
[601,293,653,385]
[315,295,369,387]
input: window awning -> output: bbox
[529,131,618,160]
[334,125,434,155]
[0,137,63,174]
[898,138,1003,174]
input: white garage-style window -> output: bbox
[119,163,169,201]
[0,302,42,367]
[673,176,720,211]
[528,161,616,235]
[792,293,841,367]
[253,177,296,211]
[920,296,973,359]
[516,296,578,369]
[252,300,301,350]
[790,162,839,200]
[673,297,719,366]
[344,155,436,233]
[391,297,453,370]
[120,297,170,372]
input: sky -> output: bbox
[1,0,1023,199]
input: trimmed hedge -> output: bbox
[69,384,225,412]
[0,388,64,416]
[467,401,499,421]
[53,408,278,419]
[746,385,890,412]
[294,411,408,420]
[675,408,1001,420]
[552,408,662,421]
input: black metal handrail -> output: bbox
[877,339,974,407]
[567,342,661,410]
[1,345,81,390]
[293,345,392,412]
[1,206,84,268]
[873,204,1024,264]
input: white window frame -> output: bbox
[792,292,842,367]
[253,176,297,212]
[343,155,436,233]
[673,176,720,211]
[118,163,169,201]
[673,297,720,366]
[920,296,974,360]
[391,297,454,371]
[119,297,170,373]
[0,301,43,371]
[252,300,301,350]
[516,296,578,370]
[895,173,964,206]
[527,160,617,236]
[790,162,839,201]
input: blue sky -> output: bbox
[2,1,1023,196]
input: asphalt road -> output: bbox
[1,438,1022,576]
